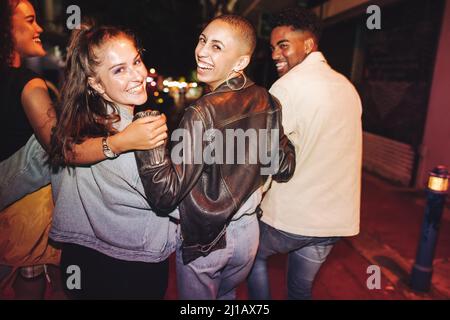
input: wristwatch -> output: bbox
[133,110,166,165]
[102,136,118,159]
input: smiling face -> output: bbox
[11,0,46,59]
[195,19,250,91]
[89,35,148,111]
[270,25,315,77]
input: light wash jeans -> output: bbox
[0,135,50,211]
[247,220,339,300]
[176,212,259,300]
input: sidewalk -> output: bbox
[221,171,450,300]
[3,171,449,300]
[342,172,450,299]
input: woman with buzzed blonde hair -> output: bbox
[135,15,296,300]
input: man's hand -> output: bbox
[109,114,168,154]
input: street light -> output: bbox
[410,165,449,292]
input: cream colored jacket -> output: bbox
[261,52,362,237]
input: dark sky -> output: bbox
[61,0,204,78]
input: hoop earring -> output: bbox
[226,70,247,91]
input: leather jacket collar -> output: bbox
[135,76,296,264]
[205,73,254,96]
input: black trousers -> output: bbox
[60,243,169,300]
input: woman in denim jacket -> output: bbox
[47,24,177,299]
[0,0,168,299]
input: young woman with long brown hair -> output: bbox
[48,24,177,299]
[0,0,167,298]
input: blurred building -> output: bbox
[237,0,450,188]
[34,0,450,188]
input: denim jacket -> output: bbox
[0,109,178,262]
[49,107,178,262]
[0,134,50,211]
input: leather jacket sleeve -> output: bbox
[135,106,205,213]
[274,132,296,183]
[135,100,295,214]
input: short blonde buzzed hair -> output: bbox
[211,14,257,55]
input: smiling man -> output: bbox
[270,12,319,77]
[247,7,363,300]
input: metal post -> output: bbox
[410,165,449,292]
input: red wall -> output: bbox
[416,0,450,187]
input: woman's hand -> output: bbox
[109,114,168,154]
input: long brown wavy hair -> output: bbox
[49,23,141,167]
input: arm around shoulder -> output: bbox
[21,78,56,151]
[135,107,204,213]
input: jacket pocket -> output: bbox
[142,214,173,253]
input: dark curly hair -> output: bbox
[271,7,322,44]
[0,0,15,68]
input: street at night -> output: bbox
[1,0,449,307]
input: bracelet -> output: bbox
[102,136,119,159]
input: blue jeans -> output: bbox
[176,213,259,300]
[247,220,339,300]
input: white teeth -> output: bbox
[33,38,41,43]
[197,62,213,70]
[127,84,144,94]
[276,62,287,69]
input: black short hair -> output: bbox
[271,7,322,44]
[212,14,257,55]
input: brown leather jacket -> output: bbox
[135,76,295,264]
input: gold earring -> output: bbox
[226,69,247,91]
